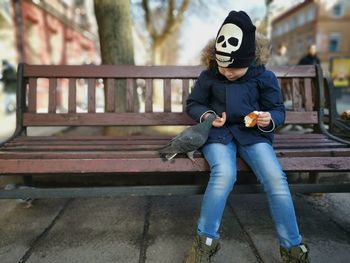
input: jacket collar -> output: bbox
[211,64,265,83]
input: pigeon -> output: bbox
[159,114,216,161]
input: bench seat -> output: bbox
[1,134,349,174]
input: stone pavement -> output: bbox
[0,192,350,263]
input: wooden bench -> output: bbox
[0,63,349,199]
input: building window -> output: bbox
[332,2,344,18]
[26,21,41,64]
[277,25,282,36]
[298,12,306,26]
[283,21,289,34]
[306,7,316,22]
[289,17,297,31]
[307,36,315,47]
[329,33,341,52]
[1,0,10,16]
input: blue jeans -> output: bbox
[198,141,302,248]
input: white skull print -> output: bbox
[215,23,243,67]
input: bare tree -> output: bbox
[141,0,191,65]
[257,0,274,36]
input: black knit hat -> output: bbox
[215,11,256,68]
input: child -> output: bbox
[185,11,310,263]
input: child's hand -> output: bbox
[203,112,226,127]
[213,112,226,127]
[257,111,271,127]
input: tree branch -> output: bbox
[157,0,191,46]
[142,0,157,38]
[164,0,175,33]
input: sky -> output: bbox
[178,0,304,64]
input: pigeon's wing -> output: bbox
[159,121,210,156]
[168,127,206,153]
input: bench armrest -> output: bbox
[316,65,350,145]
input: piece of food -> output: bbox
[341,110,350,120]
[244,111,260,127]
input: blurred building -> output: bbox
[0,0,100,111]
[1,0,99,65]
[271,0,350,70]
[0,0,16,67]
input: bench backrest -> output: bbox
[17,64,320,128]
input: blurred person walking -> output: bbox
[268,43,289,67]
[268,43,294,110]
[0,60,17,114]
[298,44,320,65]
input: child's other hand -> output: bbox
[257,111,271,127]
[212,112,226,127]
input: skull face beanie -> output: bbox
[215,11,256,68]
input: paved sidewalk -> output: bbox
[0,193,349,263]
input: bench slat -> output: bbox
[7,135,346,152]
[126,78,134,112]
[164,79,171,112]
[145,79,153,112]
[11,133,330,141]
[284,111,317,123]
[88,79,96,113]
[23,65,204,78]
[292,78,301,111]
[182,79,190,112]
[23,65,317,78]
[1,156,349,174]
[303,78,314,111]
[6,137,340,145]
[2,141,345,151]
[23,112,195,126]
[48,78,57,113]
[105,79,115,112]
[28,78,37,113]
[268,65,316,77]
[1,147,349,160]
[4,136,344,146]
[22,111,318,126]
[68,78,77,113]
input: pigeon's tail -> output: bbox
[159,152,177,162]
[158,146,177,162]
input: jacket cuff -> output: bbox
[257,118,275,133]
[200,110,218,123]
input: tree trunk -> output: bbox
[94,0,134,65]
[94,0,140,135]
[94,0,137,112]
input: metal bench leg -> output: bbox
[23,175,34,187]
[308,172,321,184]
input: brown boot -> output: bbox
[280,243,310,263]
[185,235,220,263]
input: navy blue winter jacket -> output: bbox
[186,65,285,145]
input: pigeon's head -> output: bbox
[202,114,217,129]
[206,114,217,124]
